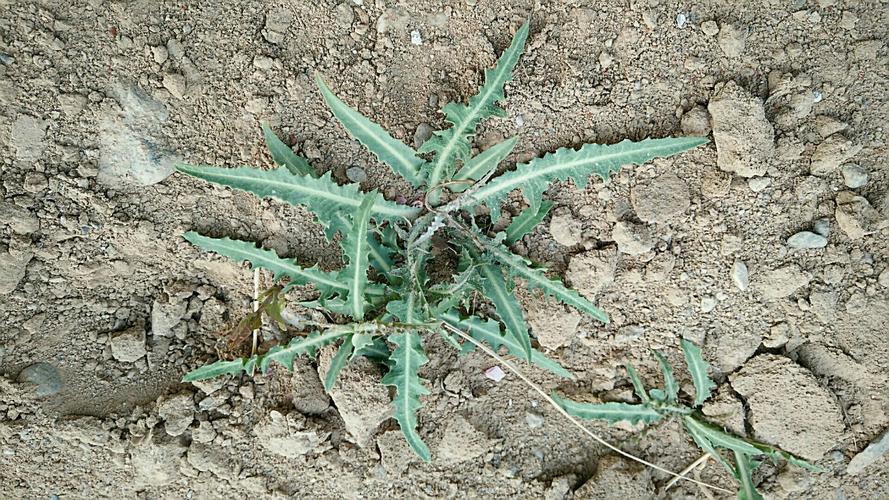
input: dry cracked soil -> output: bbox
[1,0,888,499]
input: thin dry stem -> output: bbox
[441,321,732,494]
[251,267,260,355]
[663,452,712,492]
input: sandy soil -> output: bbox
[1,0,888,498]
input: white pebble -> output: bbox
[701,296,717,313]
[787,231,828,249]
[410,30,423,46]
[732,260,749,291]
[485,365,505,382]
[676,13,687,28]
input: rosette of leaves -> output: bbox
[175,21,707,461]
[553,340,822,499]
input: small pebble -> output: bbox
[787,231,828,249]
[410,30,423,46]
[840,164,868,188]
[0,52,15,65]
[748,177,772,192]
[525,412,545,429]
[731,260,749,291]
[701,20,719,36]
[813,218,831,237]
[701,296,717,313]
[346,166,367,183]
[485,366,505,382]
[675,13,687,28]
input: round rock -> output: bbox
[631,173,690,224]
[787,231,828,249]
[840,164,868,188]
[346,166,367,183]
[17,362,63,397]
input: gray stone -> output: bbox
[346,166,367,183]
[708,81,774,177]
[813,218,831,237]
[841,164,868,188]
[413,123,433,148]
[11,115,48,167]
[787,231,828,249]
[525,411,545,429]
[717,24,746,57]
[847,430,889,475]
[748,176,772,192]
[17,362,63,398]
[732,260,749,291]
[700,296,717,313]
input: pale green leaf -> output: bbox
[421,21,530,190]
[477,262,532,362]
[682,416,763,456]
[381,330,431,461]
[324,337,354,391]
[734,451,764,500]
[625,363,651,404]
[261,122,314,177]
[183,232,343,297]
[681,339,716,407]
[684,416,737,476]
[758,446,824,472]
[439,311,573,379]
[353,337,391,365]
[452,136,518,192]
[340,192,377,320]
[334,212,394,274]
[175,165,419,234]
[653,351,678,403]
[553,394,662,425]
[316,74,423,187]
[260,329,353,373]
[505,200,553,244]
[467,136,709,222]
[484,240,609,323]
[182,357,256,382]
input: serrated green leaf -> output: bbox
[483,240,608,323]
[260,329,353,373]
[439,311,573,379]
[324,337,354,391]
[421,21,529,190]
[683,416,763,456]
[381,330,431,461]
[734,451,764,500]
[653,351,678,404]
[340,192,377,320]
[681,339,716,407]
[182,357,256,382]
[625,363,651,404]
[316,74,424,187]
[466,136,709,222]
[353,337,391,365]
[452,136,518,192]
[553,394,662,425]
[183,232,343,297]
[334,212,394,275]
[758,447,823,472]
[261,122,314,177]
[175,165,419,235]
[505,200,553,244]
[477,262,532,362]
[684,416,737,476]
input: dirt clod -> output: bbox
[708,81,775,177]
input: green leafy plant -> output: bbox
[174,21,706,462]
[553,340,823,499]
